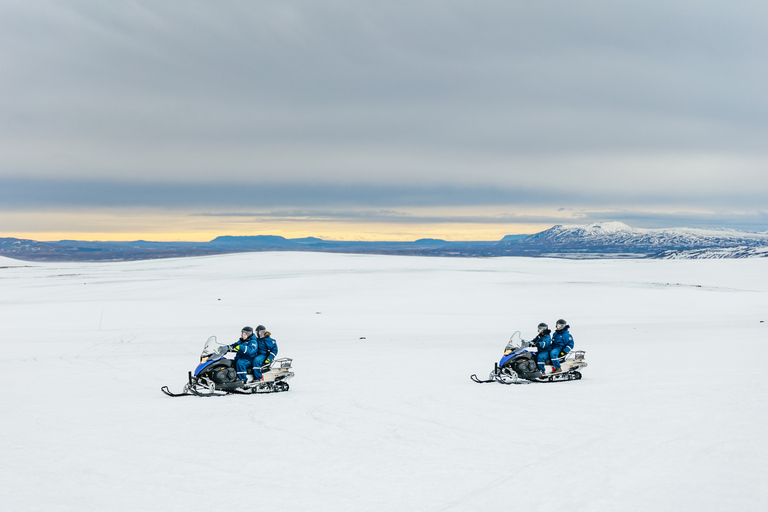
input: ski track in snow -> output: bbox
[1,252,767,512]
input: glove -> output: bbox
[230,344,240,353]
[263,358,272,366]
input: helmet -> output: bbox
[242,326,254,334]
[256,325,266,332]
[556,319,567,327]
[537,322,548,330]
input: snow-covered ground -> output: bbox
[1,252,766,512]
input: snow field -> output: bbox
[1,253,766,511]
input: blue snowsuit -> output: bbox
[231,334,259,383]
[530,329,552,372]
[550,326,574,370]
[251,334,278,381]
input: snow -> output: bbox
[1,252,767,511]
[657,246,768,259]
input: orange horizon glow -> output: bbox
[0,209,553,242]
[0,225,543,243]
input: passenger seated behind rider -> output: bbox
[230,326,260,386]
[550,319,574,374]
[530,322,552,374]
[252,325,278,382]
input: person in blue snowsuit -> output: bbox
[230,326,260,385]
[550,319,574,373]
[530,322,553,373]
[251,325,278,381]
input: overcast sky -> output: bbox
[2,1,767,240]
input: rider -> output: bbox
[550,319,574,373]
[252,325,278,382]
[530,322,552,373]
[230,326,259,386]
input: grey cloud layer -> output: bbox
[1,1,767,226]
[3,178,766,231]
[1,177,764,211]
[194,209,768,232]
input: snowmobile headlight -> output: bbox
[200,356,209,364]
[504,349,512,356]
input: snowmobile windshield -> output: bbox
[504,331,524,351]
[201,336,222,357]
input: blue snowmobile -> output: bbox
[162,336,294,397]
[471,331,587,385]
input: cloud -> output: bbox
[1,1,767,233]
[194,208,768,232]
[2,175,766,212]
[2,177,767,233]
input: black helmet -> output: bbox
[556,319,567,327]
[242,326,254,334]
[537,322,548,330]
[256,325,266,332]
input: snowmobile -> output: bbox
[470,331,587,385]
[162,336,295,397]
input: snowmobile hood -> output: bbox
[499,348,533,367]
[193,355,231,377]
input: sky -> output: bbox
[1,0,767,241]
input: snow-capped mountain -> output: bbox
[517,221,768,252]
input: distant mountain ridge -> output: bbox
[2,221,767,261]
[520,221,768,252]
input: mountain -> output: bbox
[0,236,498,261]
[2,221,767,261]
[517,222,768,256]
[523,221,768,248]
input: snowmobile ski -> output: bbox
[160,385,193,397]
[471,363,531,385]
[470,374,496,383]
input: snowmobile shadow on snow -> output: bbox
[471,331,587,385]
[162,336,295,397]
